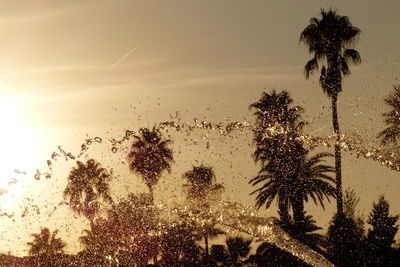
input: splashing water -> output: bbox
[1,116,398,265]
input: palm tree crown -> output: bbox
[300,9,361,96]
[127,127,173,195]
[27,227,66,257]
[378,85,400,145]
[63,159,113,221]
[250,152,335,223]
[183,165,223,200]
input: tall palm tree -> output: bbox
[127,127,173,202]
[63,159,113,222]
[300,9,361,215]
[250,152,335,224]
[27,227,66,260]
[250,90,307,224]
[182,165,224,260]
[378,85,400,145]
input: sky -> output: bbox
[0,0,399,255]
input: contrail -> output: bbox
[111,46,139,69]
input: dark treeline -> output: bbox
[1,8,400,267]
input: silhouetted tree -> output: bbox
[182,165,224,261]
[224,236,252,267]
[378,85,400,146]
[160,223,202,266]
[281,212,325,255]
[250,90,307,224]
[365,195,399,266]
[79,193,160,266]
[79,221,117,266]
[326,189,365,266]
[63,159,113,223]
[27,227,66,265]
[250,151,335,226]
[127,127,173,202]
[300,9,361,215]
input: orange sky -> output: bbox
[0,0,400,255]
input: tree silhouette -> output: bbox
[250,90,307,224]
[127,127,173,202]
[221,236,252,267]
[182,165,224,261]
[326,189,365,266]
[250,151,335,226]
[281,212,325,255]
[160,223,203,266]
[365,195,399,266]
[63,159,113,223]
[27,227,66,265]
[300,9,361,215]
[378,85,400,146]
[79,220,116,266]
[79,193,160,266]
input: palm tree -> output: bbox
[63,159,113,222]
[250,152,335,224]
[182,165,224,260]
[127,127,173,202]
[183,165,223,200]
[300,9,361,215]
[27,227,66,263]
[250,90,307,224]
[378,85,400,145]
[224,236,253,267]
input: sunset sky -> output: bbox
[0,0,400,255]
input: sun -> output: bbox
[0,94,41,210]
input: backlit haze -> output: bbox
[0,0,399,255]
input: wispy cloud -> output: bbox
[110,46,140,69]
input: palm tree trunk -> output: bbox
[278,199,290,225]
[332,94,343,215]
[293,198,305,223]
[204,234,209,258]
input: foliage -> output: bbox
[27,227,66,265]
[378,85,400,146]
[182,165,224,260]
[63,159,113,221]
[127,127,173,197]
[364,195,399,266]
[183,165,224,202]
[249,90,307,223]
[79,193,160,266]
[250,150,335,223]
[326,190,365,266]
[250,90,306,169]
[160,223,203,266]
[280,212,325,254]
[210,236,252,267]
[300,8,361,96]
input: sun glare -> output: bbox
[0,94,40,210]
